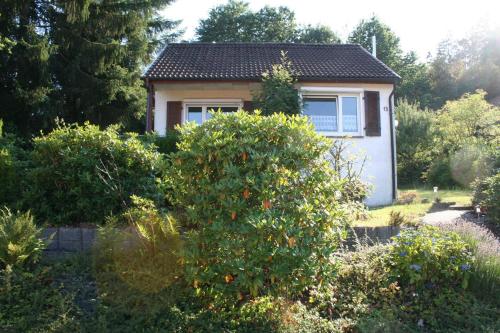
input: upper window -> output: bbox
[185,102,241,124]
[303,95,361,135]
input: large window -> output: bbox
[303,95,361,135]
[184,101,241,124]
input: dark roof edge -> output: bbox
[356,45,401,80]
[146,77,398,84]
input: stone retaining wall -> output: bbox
[41,225,400,254]
[42,227,97,253]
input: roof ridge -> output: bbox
[166,42,362,47]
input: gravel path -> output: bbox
[422,209,473,225]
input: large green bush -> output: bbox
[24,123,165,226]
[167,111,348,300]
[395,100,435,186]
[388,226,472,290]
[472,173,500,224]
[0,208,45,269]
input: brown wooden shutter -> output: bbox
[167,101,182,130]
[243,101,254,112]
[364,91,381,136]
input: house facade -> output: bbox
[143,43,400,206]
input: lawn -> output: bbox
[355,187,472,227]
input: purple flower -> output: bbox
[399,251,407,257]
[460,264,471,271]
[410,264,422,271]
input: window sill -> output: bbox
[317,131,363,138]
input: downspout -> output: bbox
[388,87,397,201]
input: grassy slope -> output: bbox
[356,188,472,227]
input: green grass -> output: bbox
[356,188,472,227]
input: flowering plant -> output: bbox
[388,226,472,290]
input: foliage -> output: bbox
[0,265,83,332]
[24,123,165,226]
[311,245,397,326]
[295,25,341,44]
[438,221,500,305]
[388,211,410,227]
[167,111,348,300]
[0,0,181,137]
[388,226,472,290]
[348,16,432,107]
[473,173,500,224]
[196,0,341,44]
[429,28,500,109]
[253,52,301,116]
[0,208,45,269]
[395,100,435,185]
[435,90,500,152]
[423,156,458,188]
[153,130,180,155]
[0,122,28,208]
[396,190,419,205]
[95,196,182,294]
[327,140,369,203]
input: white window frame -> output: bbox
[300,89,364,137]
[182,99,243,124]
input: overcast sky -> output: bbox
[161,0,500,60]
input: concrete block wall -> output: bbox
[42,227,97,253]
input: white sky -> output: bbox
[162,0,500,61]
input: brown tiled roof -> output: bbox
[143,43,400,83]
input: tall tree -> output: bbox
[348,16,432,108]
[0,1,53,136]
[0,0,181,137]
[296,25,342,44]
[196,1,341,44]
[196,0,297,42]
[48,0,182,131]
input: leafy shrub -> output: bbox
[252,52,301,116]
[388,211,410,226]
[388,226,472,290]
[95,196,182,294]
[0,123,28,208]
[140,130,180,155]
[0,208,45,269]
[24,123,165,225]
[424,156,458,188]
[396,190,419,205]
[0,265,83,332]
[167,111,348,300]
[438,221,500,305]
[327,140,369,203]
[311,245,398,327]
[396,100,435,186]
[472,173,500,224]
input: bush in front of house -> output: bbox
[95,196,183,295]
[0,208,45,269]
[24,123,165,226]
[388,226,472,290]
[167,111,348,301]
[472,172,500,225]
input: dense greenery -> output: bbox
[24,123,165,225]
[167,111,348,300]
[0,208,44,269]
[0,0,180,136]
[252,53,301,116]
[196,0,340,44]
[388,226,472,290]
[396,91,499,189]
[0,121,28,208]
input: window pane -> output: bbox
[342,97,358,132]
[187,106,202,124]
[303,99,337,131]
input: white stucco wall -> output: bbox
[152,81,396,206]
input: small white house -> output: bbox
[143,43,400,206]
